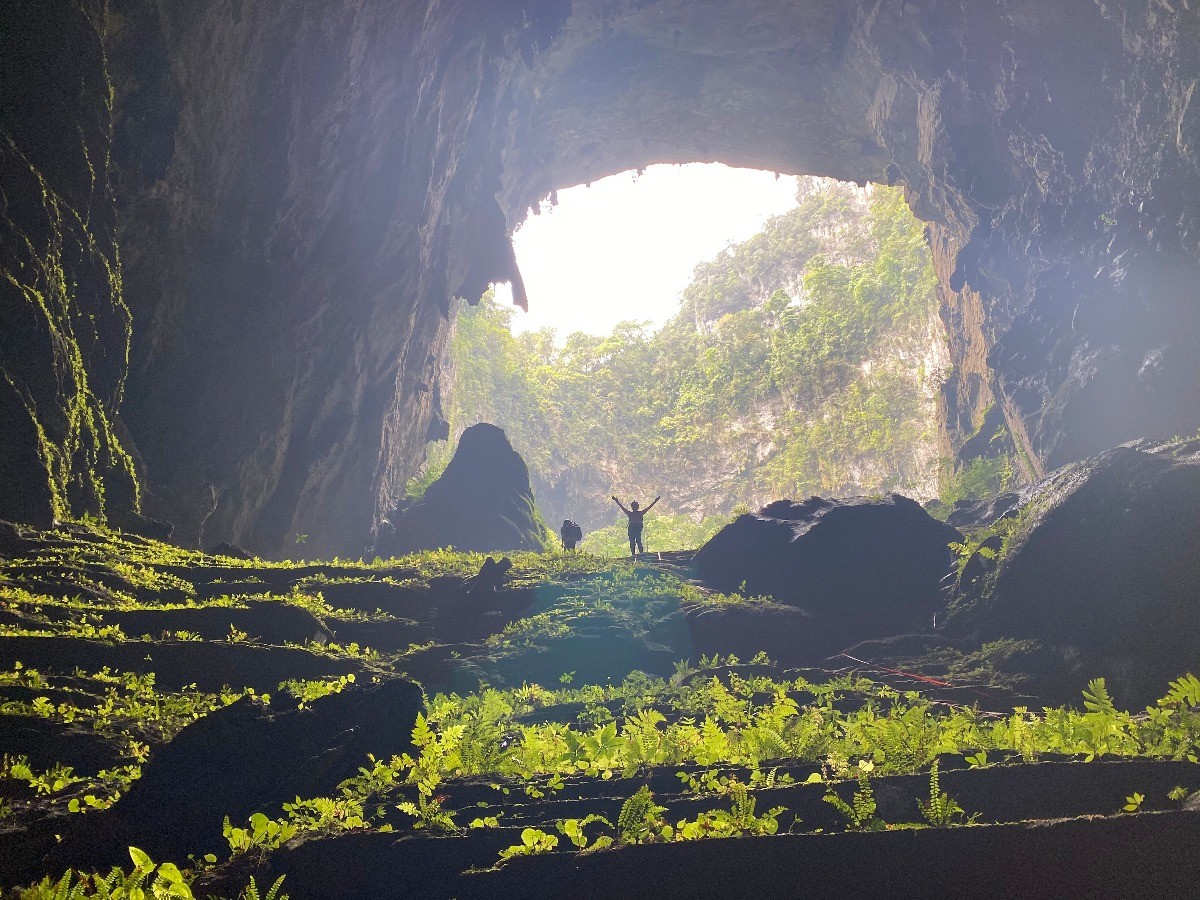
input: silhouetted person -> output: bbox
[561,519,583,551]
[612,495,660,557]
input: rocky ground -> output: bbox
[2,441,1200,898]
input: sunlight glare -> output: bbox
[493,164,800,341]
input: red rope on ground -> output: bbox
[834,653,955,687]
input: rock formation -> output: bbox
[2,0,1199,556]
[32,679,423,878]
[373,423,548,556]
[695,495,960,622]
[940,438,1200,707]
[0,1,144,532]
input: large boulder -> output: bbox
[691,496,961,660]
[942,438,1200,706]
[37,679,423,877]
[695,495,961,615]
[375,424,548,556]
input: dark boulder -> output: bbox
[374,424,548,556]
[44,678,423,873]
[942,439,1200,707]
[695,495,962,616]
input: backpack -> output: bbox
[563,520,582,542]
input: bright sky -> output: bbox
[493,164,800,340]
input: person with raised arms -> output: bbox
[611,494,661,558]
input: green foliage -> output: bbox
[1,756,81,797]
[278,674,356,709]
[616,786,670,844]
[6,851,289,900]
[0,664,259,746]
[917,761,974,827]
[395,792,457,833]
[0,133,141,527]
[673,779,786,840]
[823,760,884,831]
[938,454,1015,509]
[964,750,988,768]
[399,662,1200,798]
[1161,673,1200,709]
[223,812,298,855]
[580,512,737,556]
[238,877,288,900]
[1122,792,1144,813]
[8,527,1200,887]
[9,847,193,900]
[557,814,613,850]
[497,827,559,861]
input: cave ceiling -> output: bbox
[1,0,1198,558]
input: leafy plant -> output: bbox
[824,761,884,831]
[278,674,356,709]
[616,786,670,844]
[674,780,786,840]
[239,877,289,900]
[395,792,457,833]
[11,847,195,900]
[497,827,559,861]
[917,761,974,827]
[557,814,613,850]
[223,812,298,854]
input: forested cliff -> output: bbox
[426,178,954,544]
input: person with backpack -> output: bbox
[560,519,583,551]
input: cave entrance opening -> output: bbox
[417,165,987,556]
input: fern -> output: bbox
[918,761,973,827]
[1083,678,1116,716]
[823,762,883,831]
[239,876,289,900]
[12,848,202,900]
[1162,673,1200,709]
[728,780,754,829]
[617,786,668,843]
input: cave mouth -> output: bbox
[494,163,802,340]
[420,168,988,554]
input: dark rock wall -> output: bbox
[3,0,1199,556]
[105,0,530,556]
[0,0,142,529]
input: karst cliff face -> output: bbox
[2,0,1198,557]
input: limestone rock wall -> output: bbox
[0,0,144,531]
[3,0,1199,557]
[105,0,553,556]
